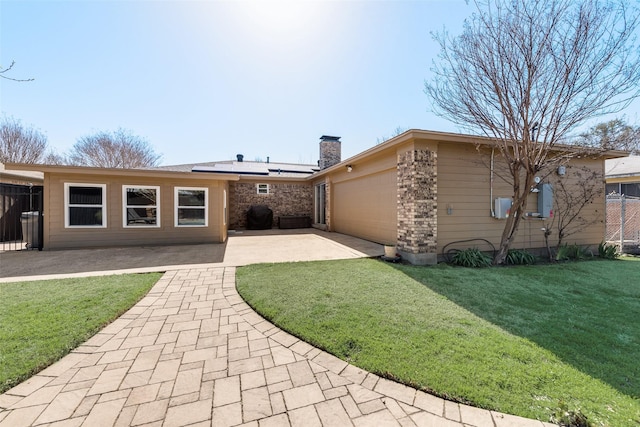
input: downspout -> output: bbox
[490,147,495,217]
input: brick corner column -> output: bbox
[396,149,438,265]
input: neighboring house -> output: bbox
[606,155,640,196]
[4,130,621,263]
[605,155,640,251]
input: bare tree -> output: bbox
[0,116,49,163]
[42,151,68,165]
[425,0,640,264]
[0,61,34,82]
[541,166,605,260]
[376,126,409,145]
[578,118,640,154]
[69,128,161,168]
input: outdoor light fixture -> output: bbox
[346,165,353,172]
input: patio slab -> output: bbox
[0,228,382,280]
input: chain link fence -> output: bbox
[606,194,640,254]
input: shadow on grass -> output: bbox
[392,259,640,399]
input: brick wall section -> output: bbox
[397,149,438,256]
[229,181,313,229]
[319,141,341,169]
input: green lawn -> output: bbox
[0,273,161,393]
[236,258,640,426]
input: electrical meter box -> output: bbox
[538,183,553,218]
[494,198,512,219]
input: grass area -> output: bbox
[236,258,640,426]
[0,273,161,393]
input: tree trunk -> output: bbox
[494,173,534,264]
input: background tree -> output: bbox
[376,126,409,145]
[425,0,640,264]
[578,118,640,154]
[0,115,50,163]
[69,128,161,168]
[0,61,34,82]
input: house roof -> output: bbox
[1,163,240,181]
[2,129,626,182]
[605,155,640,178]
[158,160,319,178]
[0,162,44,183]
[312,128,629,178]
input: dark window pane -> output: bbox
[69,186,102,205]
[126,188,157,206]
[126,207,157,225]
[621,183,640,197]
[178,190,205,207]
[606,183,619,194]
[69,207,103,226]
[177,208,205,225]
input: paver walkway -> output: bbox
[0,266,553,427]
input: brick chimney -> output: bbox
[319,135,341,169]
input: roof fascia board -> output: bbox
[3,163,240,181]
[308,129,627,180]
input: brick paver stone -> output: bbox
[282,383,325,410]
[213,376,241,407]
[315,398,354,427]
[212,402,243,427]
[242,386,272,422]
[163,398,212,427]
[288,405,323,427]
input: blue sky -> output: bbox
[1,0,639,166]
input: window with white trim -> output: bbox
[257,183,269,194]
[65,183,107,228]
[175,187,208,227]
[123,186,160,227]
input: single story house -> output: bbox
[5,130,622,264]
[606,155,640,196]
[605,155,640,251]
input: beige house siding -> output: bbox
[228,179,313,230]
[331,169,397,244]
[314,133,608,261]
[44,172,227,249]
[437,143,605,254]
[314,151,397,244]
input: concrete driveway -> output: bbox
[0,229,383,280]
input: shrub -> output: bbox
[556,244,591,261]
[550,401,592,427]
[506,249,536,265]
[597,242,619,260]
[451,248,492,268]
